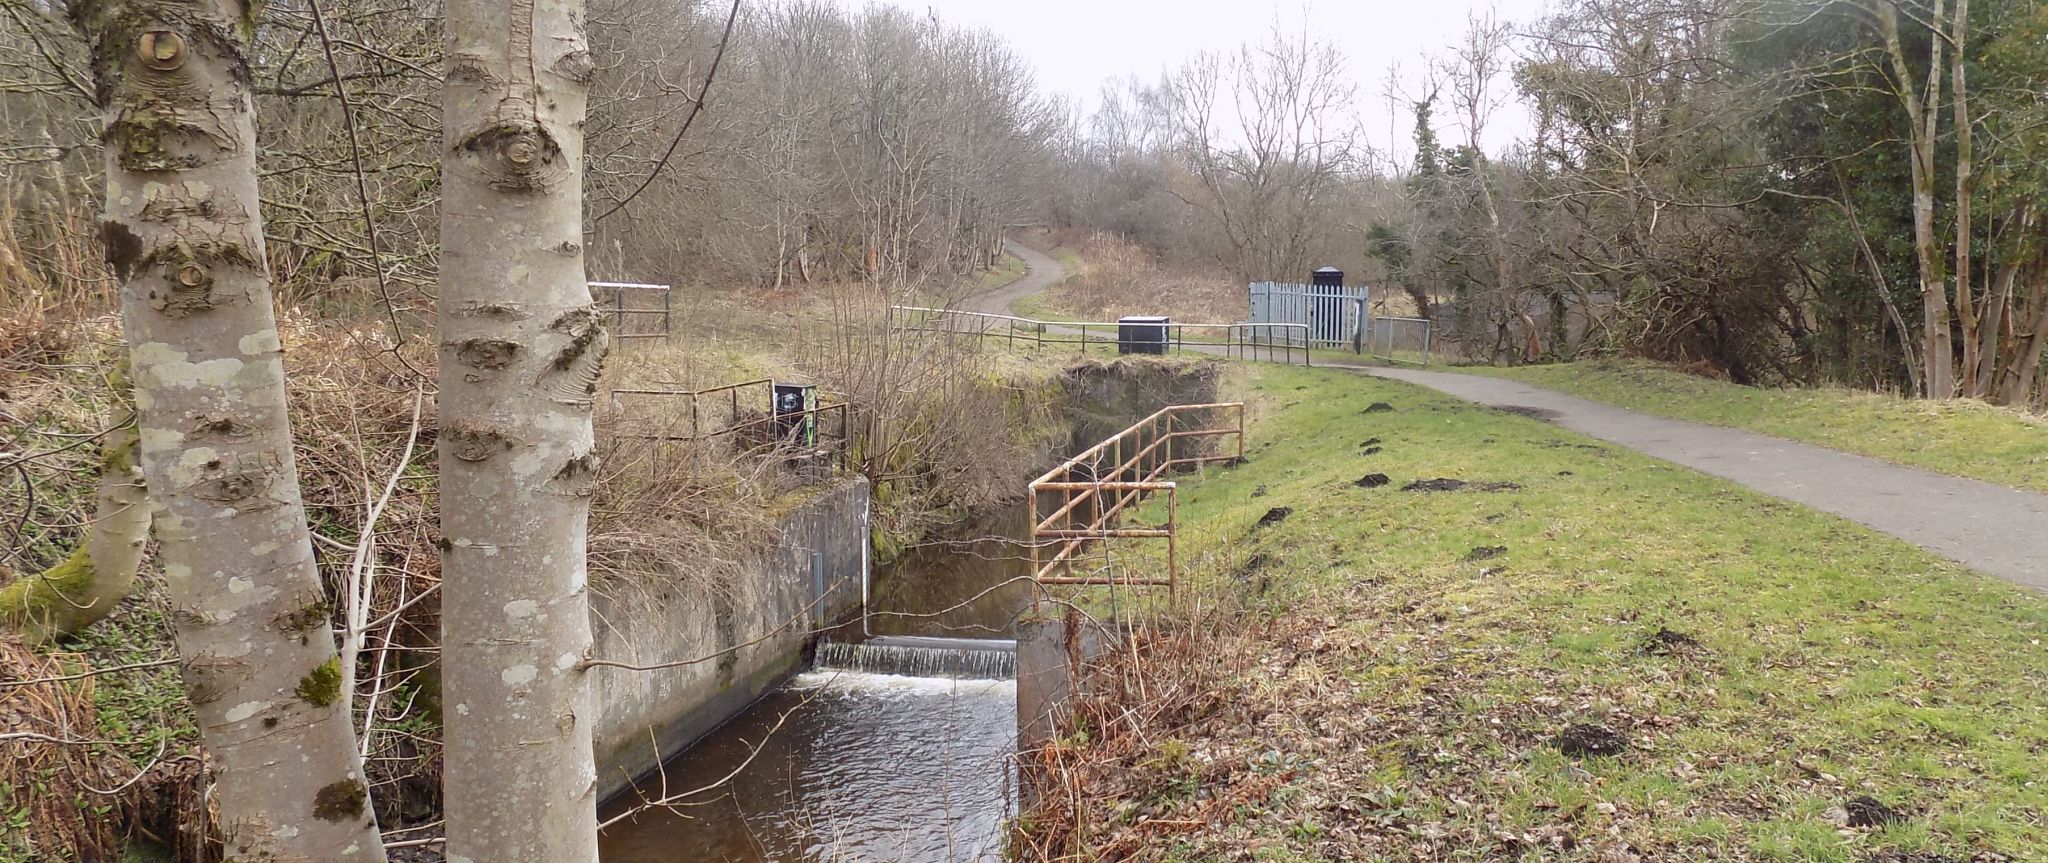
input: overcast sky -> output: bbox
[830,0,1553,162]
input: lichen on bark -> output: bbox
[78,0,387,856]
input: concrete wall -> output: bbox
[1015,614,1109,752]
[589,477,869,802]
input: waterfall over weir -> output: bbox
[816,635,1018,680]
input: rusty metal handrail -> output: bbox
[1027,402,1244,593]
[606,380,849,472]
[609,378,774,439]
[609,401,852,473]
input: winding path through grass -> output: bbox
[972,243,2048,592]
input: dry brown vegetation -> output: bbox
[1016,227,1423,324]
[2,229,1065,851]
[0,638,143,860]
[1020,228,1245,324]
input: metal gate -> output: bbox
[1248,281,1368,349]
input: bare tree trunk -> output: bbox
[74,0,387,855]
[1951,0,1979,396]
[0,389,147,644]
[1877,0,1955,397]
[1977,258,2017,395]
[2000,268,2048,405]
[1837,166,1923,395]
[438,0,604,855]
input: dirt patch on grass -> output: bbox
[1404,477,1469,492]
[1364,402,1396,413]
[1494,404,1562,422]
[1643,627,1700,656]
[1354,473,1390,489]
[1553,723,1629,758]
[1464,546,1508,562]
[1846,795,1904,828]
[1256,506,1294,528]
[1401,478,1523,492]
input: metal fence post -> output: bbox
[1353,298,1366,354]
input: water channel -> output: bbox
[597,504,1035,863]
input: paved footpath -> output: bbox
[967,240,1066,316]
[1340,365,2048,592]
[974,241,2048,591]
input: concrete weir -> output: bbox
[589,477,871,802]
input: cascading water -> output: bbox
[598,503,1035,862]
[815,636,1018,680]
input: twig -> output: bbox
[305,0,429,383]
[591,0,742,224]
[597,682,816,829]
[0,656,179,690]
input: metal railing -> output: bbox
[1367,315,1434,365]
[1249,281,1369,349]
[610,378,772,438]
[589,281,671,340]
[607,379,850,472]
[888,306,1314,366]
[1028,402,1245,593]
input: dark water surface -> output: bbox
[597,504,1034,863]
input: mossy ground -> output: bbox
[1035,363,2048,861]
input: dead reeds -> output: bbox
[0,638,142,860]
[1010,583,1278,862]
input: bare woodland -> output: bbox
[4,0,2048,857]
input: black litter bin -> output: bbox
[1117,315,1169,355]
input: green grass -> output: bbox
[1007,289,1065,321]
[969,251,1027,296]
[1007,245,1083,320]
[1058,362,2048,861]
[1462,358,2048,493]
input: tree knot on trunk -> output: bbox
[186,451,281,505]
[130,239,259,315]
[548,450,601,496]
[176,649,249,706]
[551,49,596,84]
[445,425,515,462]
[272,594,333,640]
[455,338,520,371]
[457,123,566,193]
[104,90,239,172]
[536,307,608,405]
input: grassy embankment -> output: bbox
[1026,362,2048,862]
[1462,359,2048,494]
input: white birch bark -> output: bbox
[73,0,388,856]
[437,0,604,855]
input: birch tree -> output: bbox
[1868,0,1957,396]
[0,370,148,644]
[73,0,386,856]
[437,0,605,855]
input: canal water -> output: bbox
[597,504,1035,863]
